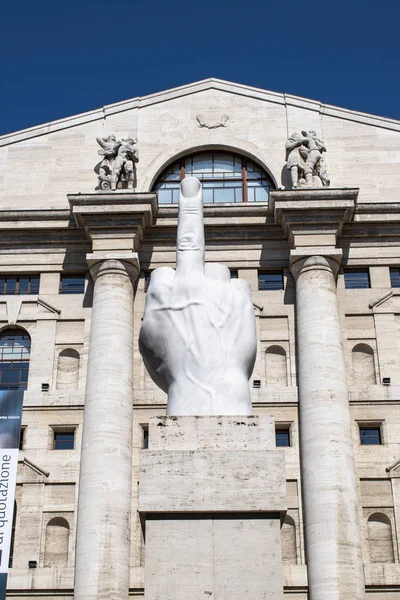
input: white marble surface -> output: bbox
[139,177,257,415]
[292,255,365,600]
[74,258,137,600]
[139,415,286,600]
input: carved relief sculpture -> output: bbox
[285,129,330,188]
[196,114,229,129]
[139,177,257,416]
[96,135,139,190]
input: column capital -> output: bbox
[290,253,341,281]
[270,187,358,250]
[86,252,140,283]
[68,192,157,253]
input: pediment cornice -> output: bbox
[1,78,400,147]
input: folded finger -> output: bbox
[205,263,231,282]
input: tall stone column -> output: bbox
[291,254,365,600]
[74,256,139,600]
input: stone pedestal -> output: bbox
[139,416,287,600]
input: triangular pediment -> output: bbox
[1,78,400,147]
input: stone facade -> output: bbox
[0,79,400,599]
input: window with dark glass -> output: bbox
[258,271,284,291]
[0,331,31,390]
[53,430,75,450]
[275,427,291,447]
[144,271,152,292]
[0,275,39,295]
[153,151,274,205]
[19,427,26,450]
[60,275,85,294]
[8,501,17,568]
[142,425,149,449]
[344,269,370,289]
[230,270,238,279]
[390,268,400,288]
[359,426,382,445]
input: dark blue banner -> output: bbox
[0,390,24,600]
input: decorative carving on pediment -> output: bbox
[196,114,229,129]
[285,130,330,189]
[95,135,139,191]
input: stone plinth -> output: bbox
[139,416,286,600]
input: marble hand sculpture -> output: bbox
[139,177,257,416]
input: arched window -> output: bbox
[0,329,31,390]
[368,513,395,563]
[281,515,297,564]
[352,343,376,385]
[44,517,70,567]
[265,345,288,386]
[56,349,80,390]
[154,151,274,204]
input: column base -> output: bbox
[139,416,287,600]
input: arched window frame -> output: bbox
[56,347,81,390]
[0,328,31,391]
[281,514,298,565]
[264,343,289,387]
[43,516,71,568]
[366,511,396,563]
[351,342,377,386]
[153,150,275,205]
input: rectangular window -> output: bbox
[258,271,284,291]
[344,269,370,289]
[53,430,75,450]
[19,426,26,450]
[0,362,29,390]
[144,272,152,292]
[230,270,238,279]
[142,425,149,449]
[0,275,40,295]
[390,268,400,288]
[359,426,382,445]
[59,275,85,294]
[275,427,291,447]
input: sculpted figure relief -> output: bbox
[139,177,257,416]
[96,135,139,190]
[285,130,330,188]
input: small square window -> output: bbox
[275,427,291,447]
[59,275,85,294]
[258,271,284,291]
[359,426,382,445]
[390,268,400,288]
[53,430,75,450]
[344,269,370,289]
[230,270,238,279]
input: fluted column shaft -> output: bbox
[74,258,138,600]
[291,255,365,600]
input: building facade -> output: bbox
[1,79,400,599]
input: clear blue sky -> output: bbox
[1,0,399,136]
